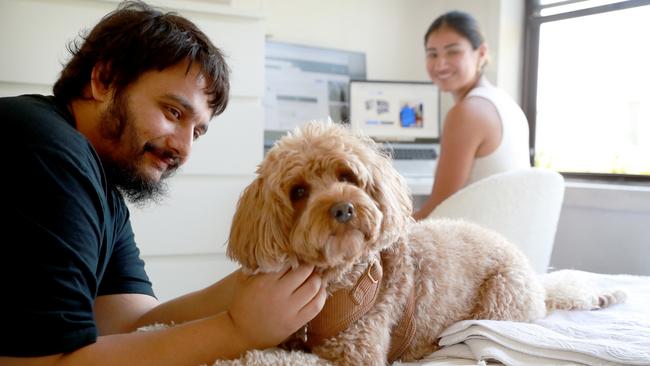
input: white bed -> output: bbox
[211,270,650,366]
[396,270,650,366]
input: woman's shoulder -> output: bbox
[466,83,522,112]
[443,90,502,149]
[448,93,500,127]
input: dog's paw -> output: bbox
[137,322,175,332]
[593,290,626,310]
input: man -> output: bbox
[0,1,326,365]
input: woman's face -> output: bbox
[425,26,486,95]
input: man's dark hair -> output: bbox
[424,10,485,50]
[53,0,229,116]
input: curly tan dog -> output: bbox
[227,121,623,365]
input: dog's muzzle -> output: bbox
[330,202,355,223]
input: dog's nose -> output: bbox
[330,202,355,223]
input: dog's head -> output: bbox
[227,121,413,274]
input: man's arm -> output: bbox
[0,312,250,366]
[0,264,326,366]
[94,269,240,335]
[412,98,495,220]
[134,269,241,329]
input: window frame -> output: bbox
[522,0,650,182]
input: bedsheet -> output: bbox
[395,270,650,366]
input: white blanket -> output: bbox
[397,270,650,366]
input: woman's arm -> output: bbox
[413,97,500,220]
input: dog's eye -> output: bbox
[290,185,308,201]
[338,172,358,185]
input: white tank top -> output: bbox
[465,85,531,185]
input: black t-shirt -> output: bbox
[0,95,155,357]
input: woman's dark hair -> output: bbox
[423,10,485,49]
[53,0,229,116]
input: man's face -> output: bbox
[97,61,212,203]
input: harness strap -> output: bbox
[305,259,382,348]
[387,284,417,362]
[303,253,417,363]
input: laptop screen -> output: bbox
[349,80,440,142]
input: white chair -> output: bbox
[427,168,565,273]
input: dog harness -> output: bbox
[301,253,417,363]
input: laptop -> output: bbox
[348,80,440,178]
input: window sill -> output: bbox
[563,178,650,213]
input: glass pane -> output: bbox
[540,0,626,16]
[535,5,650,176]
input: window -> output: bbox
[523,0,650,180]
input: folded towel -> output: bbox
[419,271,650,366]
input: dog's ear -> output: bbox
[367,147,413,243]
[227,177,290,271]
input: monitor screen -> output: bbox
[349,80,440,142]
[264,40,366,140]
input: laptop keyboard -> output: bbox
[386,148,438,160]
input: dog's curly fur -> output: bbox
[226,121,623,365]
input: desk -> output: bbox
[405,176,433,210]
[405,176,434,196]
[393,157,437,196]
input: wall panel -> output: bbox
[142,253,239,302]
[181,98,263,176]
[129,175,255,256]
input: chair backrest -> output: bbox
[427,168,565,273]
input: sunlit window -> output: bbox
[526,0,650,178]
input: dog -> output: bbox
[227,121,624,365]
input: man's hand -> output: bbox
[227,264,326,349]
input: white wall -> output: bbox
[551,182,650,275]
[260,0,434,82]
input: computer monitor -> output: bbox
[349,80,440,142]
[264,40,367,148]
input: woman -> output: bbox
[412,10,530,220]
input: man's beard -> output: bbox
[97,93,178,205]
